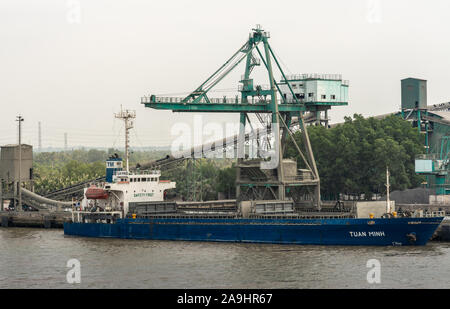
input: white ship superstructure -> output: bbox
[79,166,176,219]
[106,170,175,214]
[73,108,176,220]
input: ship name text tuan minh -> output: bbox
[349,231,386,237]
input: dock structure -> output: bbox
[0,142,78,229]
[0,211,71,228]
[0,143,76,214]
[1,144,34,212]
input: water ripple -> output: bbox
[1,228,449,288]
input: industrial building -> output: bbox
[397,78,450,198]
[278,74,349,127]
[0,144,33,211]
[0,143,75,212]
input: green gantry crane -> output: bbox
[416,136,450,195]
[141,26,348,210]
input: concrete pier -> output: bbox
[0,211,71,228]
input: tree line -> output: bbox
[285,114,425,200]
[33,115,425,200]
[33,148,167,194]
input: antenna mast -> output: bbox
[115,107,136,173]
[386,166,391,213]
[16,115,24,212]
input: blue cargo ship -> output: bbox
[64,156,444,246]
[63,155,443,246]
[64,216,443,246]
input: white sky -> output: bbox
[1,0,450,149]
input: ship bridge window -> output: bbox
[331,95,336,100]
[321,95,326,100]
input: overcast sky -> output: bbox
[1,0,449,149]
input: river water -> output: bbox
[1,227,449,289]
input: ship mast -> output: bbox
[115,106,136,173]
[386,166,391,213]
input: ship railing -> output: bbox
[141,95,276,105]
[416,154,439,160]
[141,94,344,106]
[71,210,123,223]
[115,171,130,176]
[423,211,446,218]
[281,74,343,82]
[130,214,239,220]
[238,84,271,91]
[112,170,161,177]
[136,170,160,175]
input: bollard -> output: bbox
[1,216,10,227]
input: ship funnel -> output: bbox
[106,155,123,183]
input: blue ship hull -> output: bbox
[63,217,444,246]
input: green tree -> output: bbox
[215,165,236,199]
[285,114,425,200]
